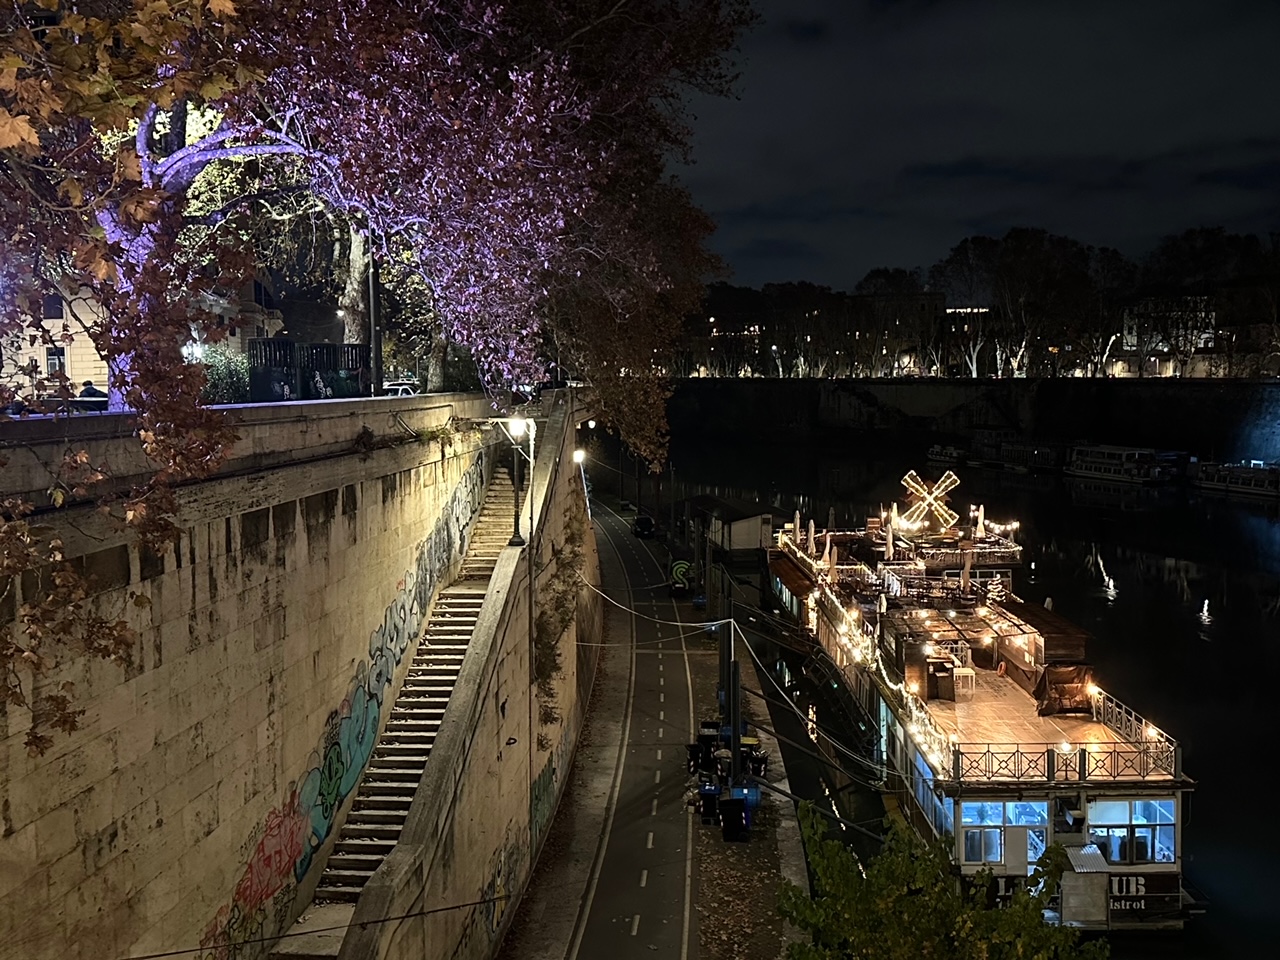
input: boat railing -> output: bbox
[1093,688,1177,755]
[951,740,1180,783]
[914,545,1023,567]
[891,574,974,600]
[934,640,972,667]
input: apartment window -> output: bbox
[42,295,64,319]
[45,346,66,376]
[1088,798,1175,864]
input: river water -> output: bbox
[656,437,1278,959]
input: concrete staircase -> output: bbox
[310,468,518,904]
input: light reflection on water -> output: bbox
[667,439,1280,959]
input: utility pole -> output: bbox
[728,660,742,782]
[669,461,676,545]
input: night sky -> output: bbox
[680,0,1280,290]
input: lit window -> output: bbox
[1087,798,1175,864]
[960,801,1048,865]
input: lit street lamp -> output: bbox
[508,416,529,546]
[573,448,590,519]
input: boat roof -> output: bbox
[924,666,1129,752]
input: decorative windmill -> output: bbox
[900,469,961,531]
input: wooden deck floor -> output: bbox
[925,669,1123,747]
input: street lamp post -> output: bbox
[508,416,528,546]
[573,448,589,519]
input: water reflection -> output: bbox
[669,439,1279,958]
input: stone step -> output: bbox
[384,716,445,727]
[325,853,383,872]
[353,792,416,808]
[378,737,435,752]
[319,869,376,887]
[395,703,451,714]
[334,838,396,856]
[313,885,363,903]
[372,750,429,763]
[341,823,402,840]
[354,778,418,792]
[345,809,407,826]
[385,723,441,735]
[398,682,455,693]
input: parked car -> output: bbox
[380,380,420,397]
[631,515,655,539]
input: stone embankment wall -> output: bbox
[336,395,603,960]
[669,378,1280,461]
[0,394,498,960]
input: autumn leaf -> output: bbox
[208,0,238,17]
[0,106,39,150]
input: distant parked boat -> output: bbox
[1064,445,1172,485]
[1192,460,1280,499]
[927,444,968,466]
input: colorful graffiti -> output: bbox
[200,451,487,958]
[530,748,561,854]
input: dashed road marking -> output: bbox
[631,915,640,936]
[646,831,654,849]
[651,798,658,816]
[640,870,648,888]
[656,749,662,760]
[654,769,661,784]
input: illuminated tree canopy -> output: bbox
[1,0,752,749]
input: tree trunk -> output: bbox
[425,337,447,392]
[341,224,370,344]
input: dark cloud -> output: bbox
[731,236,823,261]
[779,19,830,42]
[680,0,1280,288]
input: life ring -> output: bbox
[996,660,1007,677]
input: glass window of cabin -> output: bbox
[1006,801,1048,826]
[1087,798,1176,864]
[1087,799,1130,825]
[963,827,1002,863]
[961,801,1003,825]
[1133,799,1174,824]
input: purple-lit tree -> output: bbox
[3,0,753,747]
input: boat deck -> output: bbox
[925,668,1123,748]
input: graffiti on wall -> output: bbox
[200,450,487,959]
[529,747,561,855]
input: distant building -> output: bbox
[1,280,283,395]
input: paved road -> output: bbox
[566,504,703,960]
